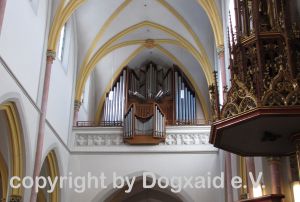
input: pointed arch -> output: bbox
[93,171,194,202]
[80,0,212,72]
[0,152,8,201]
[197,0,224,47]
[47,0,223,52]
[94,42,210,122]
[0,102,24,198]
[75,21,214,103]
[38,150,60,202]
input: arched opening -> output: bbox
[37,150,60,202]
[104,176,183,202]
[0,102,24,201]
[0,152,8,201]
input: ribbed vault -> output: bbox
[47,0,224,121]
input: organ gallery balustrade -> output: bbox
[123,103,166,145]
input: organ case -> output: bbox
[102,62,198,144]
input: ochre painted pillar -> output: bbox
[0,0,7,33]
[267,157,281,194]
[73,100,81,126]
[245,157,256,198]
[30,50,55,202]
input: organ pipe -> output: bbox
[174,69,196,124]
[175,72,179,121]
[104,69,126,123]
[105,63,196,130]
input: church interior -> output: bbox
[0,0,300,201]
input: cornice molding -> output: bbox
[71,126,217,153]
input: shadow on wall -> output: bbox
[93,171,194,202]
[104,176,182,202]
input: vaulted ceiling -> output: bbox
[57,0,224,120]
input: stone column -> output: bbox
[267,157,281,194]
[246,157,256,198]
[218,45,233,202]
[73,99,81,126]
[0,0,7,33]
[291,133,300,180]
[225,151,234,202]
[218,46,233,202]
[30,50,55,202]
[217,45,227,91]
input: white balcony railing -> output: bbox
[70,125,217,153]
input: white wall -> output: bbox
[47,16,77,143]
[0,0,73,200]
[0,0,48,101]
[0,53,71,202]
[78,71,96,122]
[67,152,224,202]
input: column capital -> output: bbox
[217,45,225,56]
[46,50,56,61]
[267,157,281,164]
[74,100,82,112]
[9,195,22,202]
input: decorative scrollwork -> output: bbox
[262,91,285,106]
[263,67,300,106]
[287,91,300,105]
[222,103,239,118]
[239,96,257,112]
[209,84,219,121]
[221,77,257,118]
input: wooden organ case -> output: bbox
[102,62,197,145]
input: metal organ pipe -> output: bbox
[118,76,122,121]
[174,71,196,124]
[181,82,185,121]
[104,97,107,122]
[175,72,179,121]
[178,76,182,121]
[187,91,190,122]
[104,70,126,124]
[115,83,119,122]
[121,71,126,120]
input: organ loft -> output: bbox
[100,62,198,145]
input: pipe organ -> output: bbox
[123,103,165,145]
[103,69,126,125]
[128,62,172,101]
[174,70,196,124]
[102,62,198,144]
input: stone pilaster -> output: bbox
[267,157,282,194]
[246,157,256,198]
